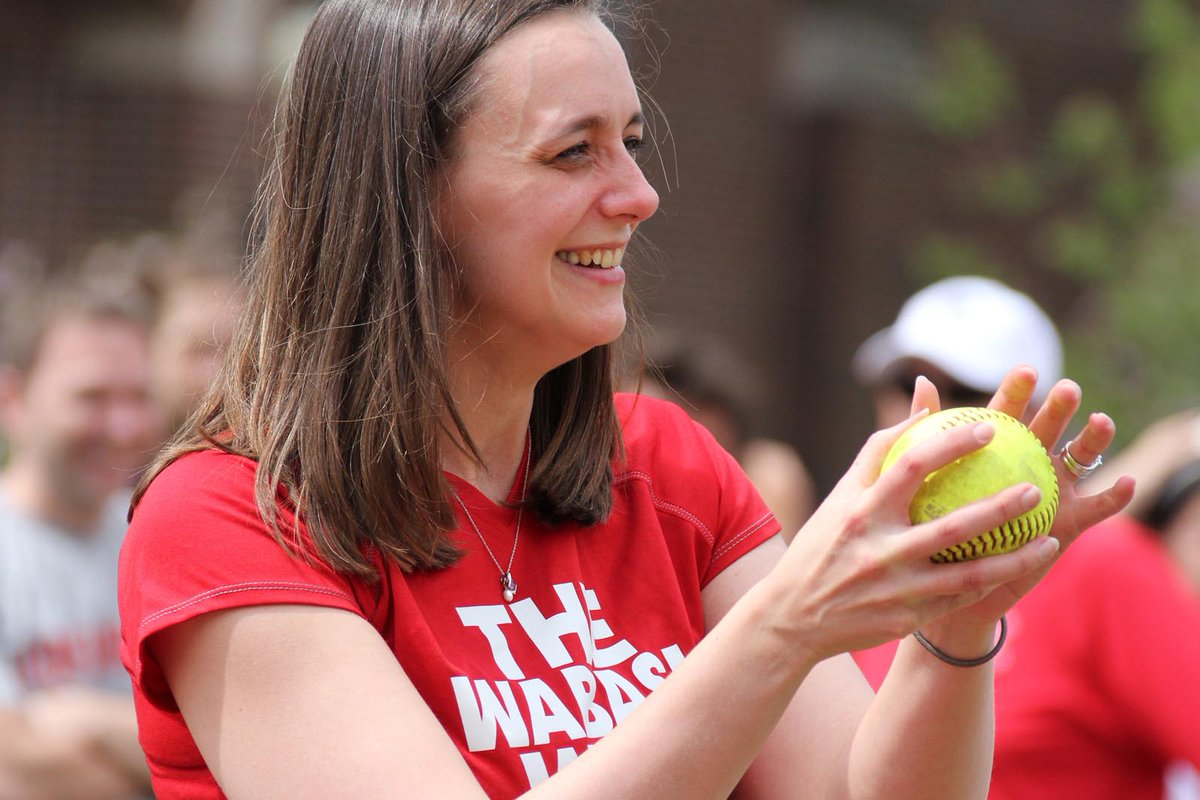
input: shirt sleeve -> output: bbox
[118,450,372,711]
[615,393,782,586]
[694,422,781,583]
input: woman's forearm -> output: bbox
[850,629,998,800]
[529,578,820,800]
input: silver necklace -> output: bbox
[452,432,531,603]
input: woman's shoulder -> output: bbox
[611,393,779,569]
[615,391,703,444]
[132,448,267,538]
[140,448,258,506]
[154,446,257,479]
[613,391,734,484]
[124,448,339,594]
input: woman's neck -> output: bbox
[442,347,538,503]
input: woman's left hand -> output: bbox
[910,365,1136,624]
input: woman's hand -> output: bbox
[767,389,1067,663]
[765,365,1134,664]
[910,365,1136,628]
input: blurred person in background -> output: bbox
[142,239,244,441]
[850,275,1200,798]
[987,408,1200,800]
[852,275,1064,431]
[0,270,158,799]
[83,227,245,447]
[0,242,51,467]
[632,329,816,536]
[849,274,1065,688]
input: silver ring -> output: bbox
[1062,441,1103,480]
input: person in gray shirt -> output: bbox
[0,270,160,799]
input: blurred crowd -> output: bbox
[1,221,1198,797]
[0,166,1197,800]
[0,224,243,799]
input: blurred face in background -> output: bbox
[151,274,241,434]
[0,315,159,515]
[872,358,995,429]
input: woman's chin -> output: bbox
[542,313,627,367]
[586,310,628,349]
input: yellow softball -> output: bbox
[881,407,1059,562]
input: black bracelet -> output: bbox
[912,615,1008,668]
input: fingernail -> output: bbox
[1039,537,1060,558]
[975,422,995,443]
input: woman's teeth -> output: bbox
[555,246,625,269]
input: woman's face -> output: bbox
[437,10,659,376]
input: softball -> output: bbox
[881,407,1059,562]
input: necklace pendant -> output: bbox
[501,572,517,603]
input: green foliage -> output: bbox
[918,26,1019,139]
[1142,44,1200,164]
[1069,215,1200,423]
[1135,0,1198,58]
[1037,216,1119,281]
[1094,165,1158,226]
[1050,95,1132,169]
[911,1,1200,443]
[906,233,1008,284]
[1137,0,1200,163]
[969,159,1046,217]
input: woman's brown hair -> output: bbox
[133,0,642,577]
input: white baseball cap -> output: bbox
[853,276,1063,403]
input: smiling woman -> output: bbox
[116,1,1135,799]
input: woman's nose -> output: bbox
[599,151,660,223]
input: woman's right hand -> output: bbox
[762,408,1059,664]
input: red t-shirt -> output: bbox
[990,516,1200,799]
[119,394,779,799]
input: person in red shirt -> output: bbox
[118,1,1134,798]
[990,513,1200,800]
[990,411,1200,799]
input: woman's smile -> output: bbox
[554,244,626,269]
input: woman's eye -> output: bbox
[556,142,590,161]
[553,136,645,165]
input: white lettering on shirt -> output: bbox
[448,581,685,790]
[456,604,524,680]
[450,676,530,752]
